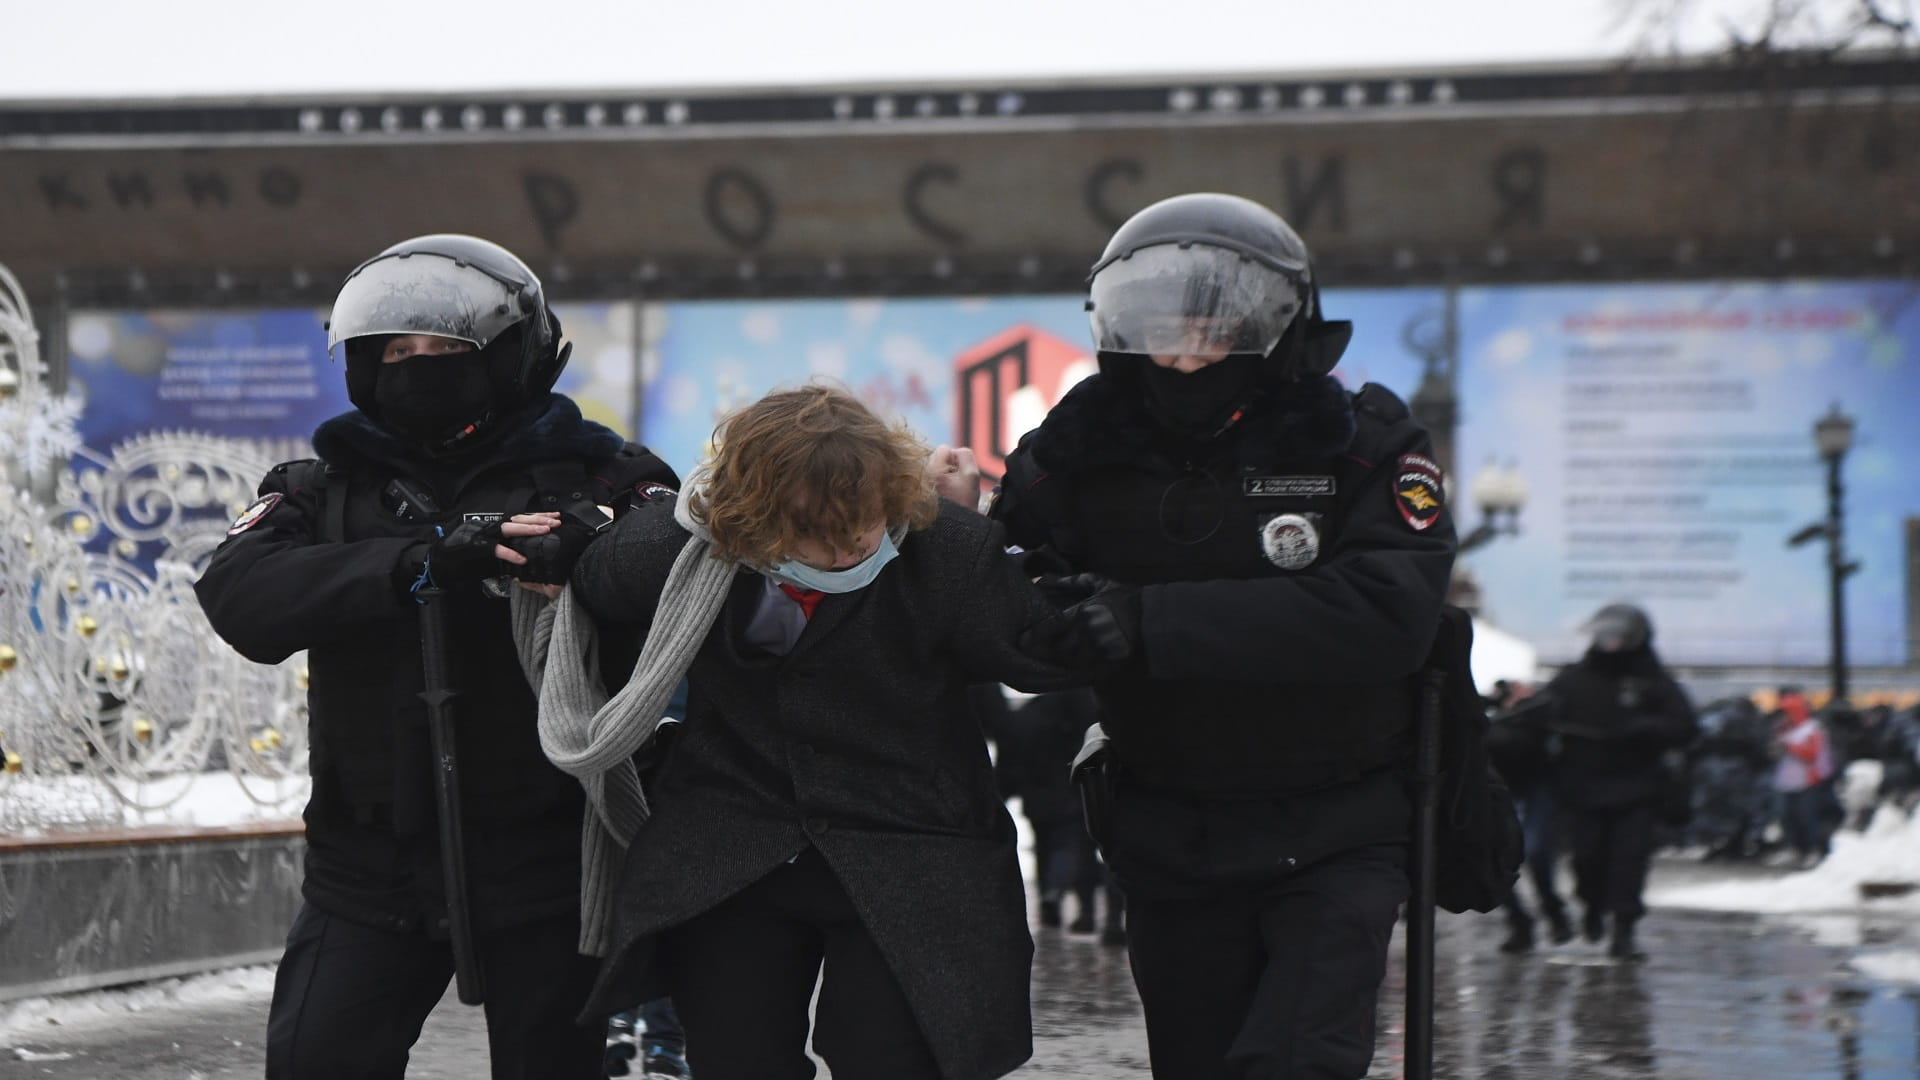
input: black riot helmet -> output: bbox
[326,234,571,449]
[1087,193,1351,383]
[1584,603,1653,654]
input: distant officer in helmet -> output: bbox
[195,234,679,1079]
[994,194,1457,1078]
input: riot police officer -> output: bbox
[993,194,1457,1078]
[195,235,678,1079]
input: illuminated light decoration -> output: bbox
[297,109,323,133]
[75,615,99,638]
[131,716,151,738]
[873,96,897,121]
[337,108,362,134]
[1209,87,1242,111]
[622,102,647,126]
[421,106,443,131]
[832,96,855,120]
[956,93,980,117]
[543,103,566,129]
[995,92,1023,116]
[1388,81,1415,105]
[460,105,486,131]
[1343,83,1368,107]
[1168,87,1199,112]
[665,100,690,125]
[1431,79,1458,104]
[379,107,402,133]
[1298,85,1325,108]
[584,103,608,127]
[0,644,16,671]
[502,104,527,130]
[914,96,938,118]
[1257,86,1282,111]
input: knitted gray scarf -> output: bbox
[511,494,736,956]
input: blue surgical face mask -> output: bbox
[764,527,902,594]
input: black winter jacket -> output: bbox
[1543,647,1699,811]
[194,395,678,934]
[992,373,1457,796]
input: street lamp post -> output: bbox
[1813,405,1856,703]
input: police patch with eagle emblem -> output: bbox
[226,492,284,536]
[1394,454,1445,532]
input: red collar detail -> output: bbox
[777,583,825,620]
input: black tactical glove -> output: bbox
[394,519,506,593]
[502,518,599,585]
[1021,580,1143,672]
[1032,571,1114,609]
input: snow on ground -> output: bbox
[1650,806,1920,916]
[1848,949,1920,985]
[0,965,277,1043]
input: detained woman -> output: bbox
[514,384,1085,1080]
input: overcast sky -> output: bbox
[8,0,1879,101]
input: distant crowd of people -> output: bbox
[1483,614,1919,961]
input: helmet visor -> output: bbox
[327,253,528,356]
[1088,244,1303,361]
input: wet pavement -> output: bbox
[5,858,1920,1078]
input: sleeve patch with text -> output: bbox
[1393,454,1446,532]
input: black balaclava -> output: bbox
[1137,353,1264,436]
[371,349,496,447]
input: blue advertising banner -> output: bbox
[66,302,639,454]
[1455,280,1920,666]
[637,288,1440,482]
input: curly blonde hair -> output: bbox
[687,384,940,567]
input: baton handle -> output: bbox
[416,586,485,1006]
[1405,666,1444,1080]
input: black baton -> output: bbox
[1404,666,1445,1080]
[416,585,485,1005]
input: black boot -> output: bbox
[1609,918,1643,961]
[1039,894,1063,929]
[1544,907,1575,945]
[1499,916,1536,955]
[1069,887,1098,934]
[1582,907,1607,943]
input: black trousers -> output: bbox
[1124,844,1408,1080]
[1563,802,1657,922]
[656,848,940,1080]
[265,903,603,1080]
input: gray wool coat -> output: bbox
[570,495,1082,1080]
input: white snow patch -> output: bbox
[11,1047,75,1061]
[0,965,276,1041]
[1849,949,1920,985]
[1651,808,1920,915]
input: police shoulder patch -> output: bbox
[1394,454,1445,532]
[226,492,284,536]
